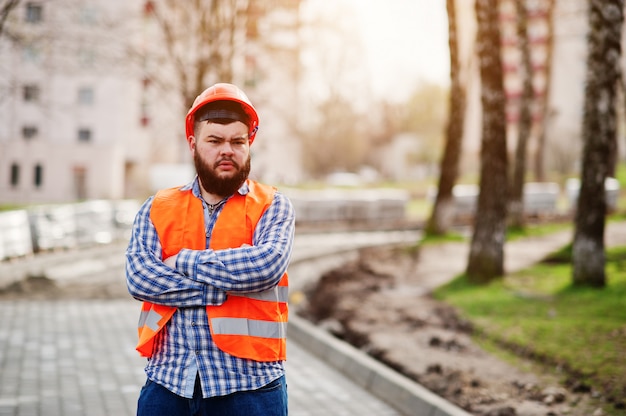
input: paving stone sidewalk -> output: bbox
[0,299,405,416]
[0,231,423,416]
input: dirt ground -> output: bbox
[298,242,622,416]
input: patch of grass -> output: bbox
[0,204,25,212]
[406,198,432,222]
[542,243,573,264]
[614,163,626,187]
[434,246,626,412]
[420,231,466,245]
[506,221,572,241]
[609,211,626,223]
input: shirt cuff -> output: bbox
[203,284,226,305]
[177,248,226,305]
[176,248,201,276]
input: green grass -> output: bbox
[434,246,626,412]
[0,204,26,212]
[419,231,466,245]
[506,221,572,241]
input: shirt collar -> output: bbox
[184,176,249,199]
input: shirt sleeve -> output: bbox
[175,191,295,293]
[125,196,227,307]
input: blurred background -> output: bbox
[0,0,623,253]
[0,0,601,199]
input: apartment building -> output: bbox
[0,0,156,204]
[0,0,304,205]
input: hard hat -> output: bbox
[185,83,259,144]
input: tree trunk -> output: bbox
[533,0,555,182]
[572,0,623,287]
[509,0,534,229]
[466,0,508,283]
[426,0,467,236]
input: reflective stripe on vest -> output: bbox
[136,302,177,357]
[136,180,288,361]
[211,318,287,338]
[229,285,289,303]
[138,308,161,331]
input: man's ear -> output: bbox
[187,135,196,151]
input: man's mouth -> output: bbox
[216,159,236,170]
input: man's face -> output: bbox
[189,120,251,198]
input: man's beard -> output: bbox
[194,152,251,198]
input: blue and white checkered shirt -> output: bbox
[125,178,295,398]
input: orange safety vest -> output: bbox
[135,180,288,361]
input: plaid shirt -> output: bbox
[125,178,295,398]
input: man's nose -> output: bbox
[219,141,236,153]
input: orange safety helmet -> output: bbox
[185,83,259,144]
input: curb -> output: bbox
[288,314,472,416]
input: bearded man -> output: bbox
[126,83,294,416]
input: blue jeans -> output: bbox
[137,376,288,416]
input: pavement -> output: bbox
[1,230,464,416]
[0,299,406,416]
[2,224,625,416]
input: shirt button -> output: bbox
[205,232,210,237]
[196,350,201,355]
[191,321,196,326]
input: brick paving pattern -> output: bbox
[0,299,402,416]
[0,230,436,416]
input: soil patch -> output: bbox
[298,244,611,416]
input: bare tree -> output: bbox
[295,0,371,178]
[300,93,367,177]
[466,0,508,283]
[508,0,534,228]
[142,0,247,110]
[572,0,623,287]
[426,0,467,236]
[0,0,20,37]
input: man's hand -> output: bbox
[164,254,178,269]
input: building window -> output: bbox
[34,164,43,187]
[22,125,38,139]
[78,87,94,105]
[23,84,40,102]
[78,128,92,142]
[10,163,20,187]
[73,166,87,200]
[25,2,43,23]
